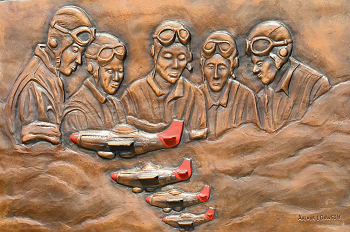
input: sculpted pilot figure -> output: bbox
[200,31,259,140]
[122,21,207,140]
[62,33,126,134]
[246,21,331,132]
[5,6,95,144]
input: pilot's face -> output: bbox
[203,54,230,92]
[251,55,278,85]
[100,57,124,95]
[156,43,188,84]
[60,43,84,76]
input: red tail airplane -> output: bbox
[162,207,215,231]
[70,120,183,159]
[111,158,192,193]
[145,186,210,212]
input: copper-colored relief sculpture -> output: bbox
[2,2,343,232]
[246,21,331,132]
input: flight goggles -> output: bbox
[153,27,190,46]
[50,21,95,47]
[85,44,126,66]
[202,39,234,58]
[246,36,292,56]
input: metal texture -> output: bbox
[1,0,350,231]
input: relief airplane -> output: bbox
[162,207,215,232]
[111,158,192,193]
[145,186,210,213]
[70,120,183,159]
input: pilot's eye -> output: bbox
[163,53,172,59]
[106,69,113,74]
[72,46,79,53]
[178,54,186,61]
[219,65,227,70]
[206,64,214,69]
[257,61,263,67]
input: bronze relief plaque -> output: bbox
[0,0,350,231]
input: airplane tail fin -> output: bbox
[157,120,183,148]
[197,185,210,202]
[172,158,192,181]
[204,207,215,220]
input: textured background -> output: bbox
[1,0,350,231]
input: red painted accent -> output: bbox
[204,208,215,220]
[157,120,183,148]
[162,217,166,223]
[111,172,118,181]
[196,186,210,202]
[172,158,192,181]
[70,133,79,144]
[145,196,150,203]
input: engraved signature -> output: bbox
[298,214,341,222]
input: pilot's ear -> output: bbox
[270,53,283,70]
[232,57,239,68]
[150,45,155,57]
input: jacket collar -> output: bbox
[83,78,107,104]
[201,79,232,109]
[146,71,184,99]
[274,57,300,96]
[34,44,57,76]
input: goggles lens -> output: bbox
[51,22,95,47]
[249,36,292,56]
[98,45,126,65]
[154,28,190,46]
[202,40,233,58]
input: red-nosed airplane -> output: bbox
[162,207,215,232]
[70,120,183,159]
[145,186,210,212]
[111,158,192,193]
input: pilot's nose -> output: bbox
[214,66,219,79]
[172,58,179,69]
[76,53,82,65]
[114,71,123,82]
[252,64,259,74]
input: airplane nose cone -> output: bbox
[197,185,210,202]
[204,207,215,220]
[111,172,118,181]
[162,217,166,223]
[70,133,79,144]
[145,196,150,203]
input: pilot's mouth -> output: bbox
[257,73,262,79]
[168,73,179,78]
[110,83,120,88]
[70,64,77,71]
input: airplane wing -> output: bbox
[138,173,159,180]
[167,197,184,203]
[178,221,193,226]
[107,138,134,147]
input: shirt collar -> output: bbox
[146,71,185,99]
[201,79,232,109]
[34,44,57,76]
[275,57,300,96]
[83,78,107,104]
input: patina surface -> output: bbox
[1,0,350,231]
